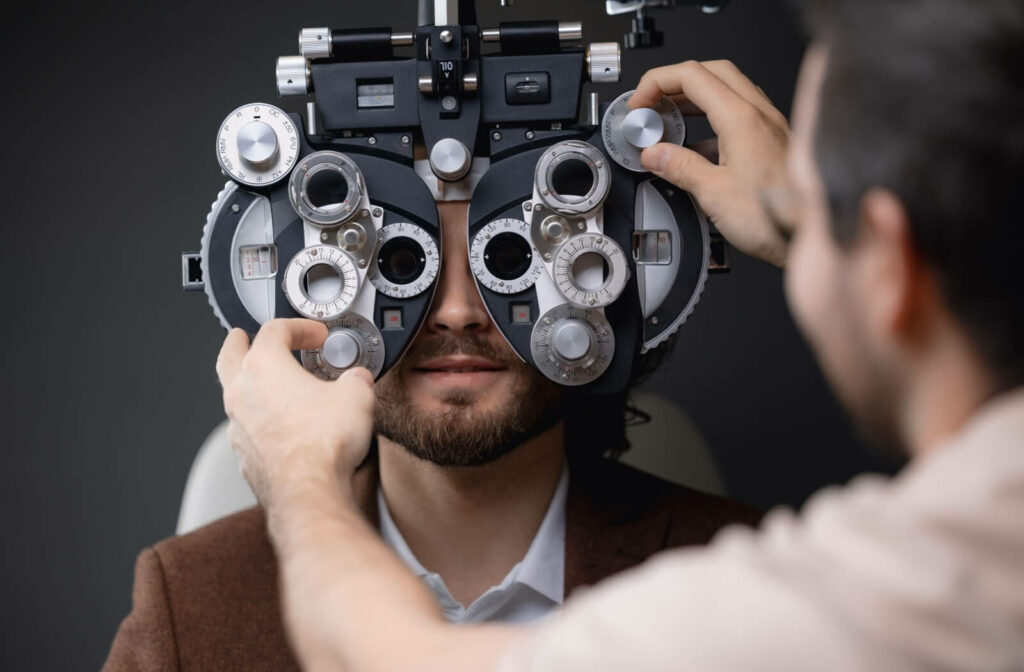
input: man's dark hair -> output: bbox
[805,0,1024,390]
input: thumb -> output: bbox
[335,367,376,414]
[641,143,717,196]
[338,366,374,389]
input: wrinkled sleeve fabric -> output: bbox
[495,430,1024,672]
[103,548,179,672]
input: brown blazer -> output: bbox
[104,458,760,671]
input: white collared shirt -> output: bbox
[378,465,568,624]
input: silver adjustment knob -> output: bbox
[236,120,279,169]
[277,56,311,96]
[301,313,386,380]
[552,320,593,361]
[530,305,615,386]
[622,108,665,149]
[216,103,299,187]
[300,27,331,59]
[601,90,686,172]
[587,42,621,84]
[323,329,362,370]
[429,138,472,181]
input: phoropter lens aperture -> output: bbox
[306,168,351,212]
[485,232,533,281]
[378,237,426,285]
[550,158,596,203]
[302,262,345,303]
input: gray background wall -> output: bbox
[0,0,899,668]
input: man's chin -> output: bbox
[374,374,566,467]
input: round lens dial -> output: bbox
[470,218,543,295]
[301,313,386,380]
[282,245,360,320]
[216,103,299,187]
[552,232,630,308]
[369,223,440,299]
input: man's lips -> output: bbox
[413,356,507,373]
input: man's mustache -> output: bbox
[401,335,519,369]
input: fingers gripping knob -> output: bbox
[601,90,685,172]
[323,329,363,370]
[622,108,665,149]
[552,320,593,361]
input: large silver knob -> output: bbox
[236,120,279,169]
[587,42,621,84]
[300,27,331,59]
[323,329,362,370]
[622,108,665,149]
[552,320,593,361]
[429,138,472,181]
[277,56,311,96]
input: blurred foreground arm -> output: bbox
[216,319,522,672]
[631,60,792,267]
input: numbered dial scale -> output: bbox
[216,103,299,187]
[601,91,685,173]
[470,218,544,294]
[369,223,440,299]
[530,305,615,386]
[301,313,386,380]
[551,232,630,309]
[282,245,361,320]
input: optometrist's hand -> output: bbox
[630,60,792,267]
[215,319,376,509]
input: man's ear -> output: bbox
[856,188,928,342]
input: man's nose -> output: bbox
[426,256,492,335]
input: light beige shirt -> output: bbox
[498,389,1024,671]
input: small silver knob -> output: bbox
[587,42,621,84]
[541,216,569,243]
[418,74,434,94]
[622,108,665,149]
[299,27,331,59]
[552,320,593,361]
[236,120,279,168]
[339,224,367,252]
[277,56,311,96]
[559,21,583,43]
[429,138,472,181]
[323,329,362,370]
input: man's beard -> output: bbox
[374,334,566,467]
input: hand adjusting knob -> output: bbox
[621,108,665,149]
[552,320,593,361]
[322,329,363,370]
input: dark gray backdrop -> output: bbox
[0,0,898,668]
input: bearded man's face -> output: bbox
[374,201,565,466]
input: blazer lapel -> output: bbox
[563,458,670,597]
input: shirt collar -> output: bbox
[377,463,569,607]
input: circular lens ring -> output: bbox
[288,151,365,227]
[368,223,440,299]
[551,232,629,308]
[534,140,611,216]
[484,232,534,281]
[378,237,427,285]
[469,218,544,295]
[282,245,361,320]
